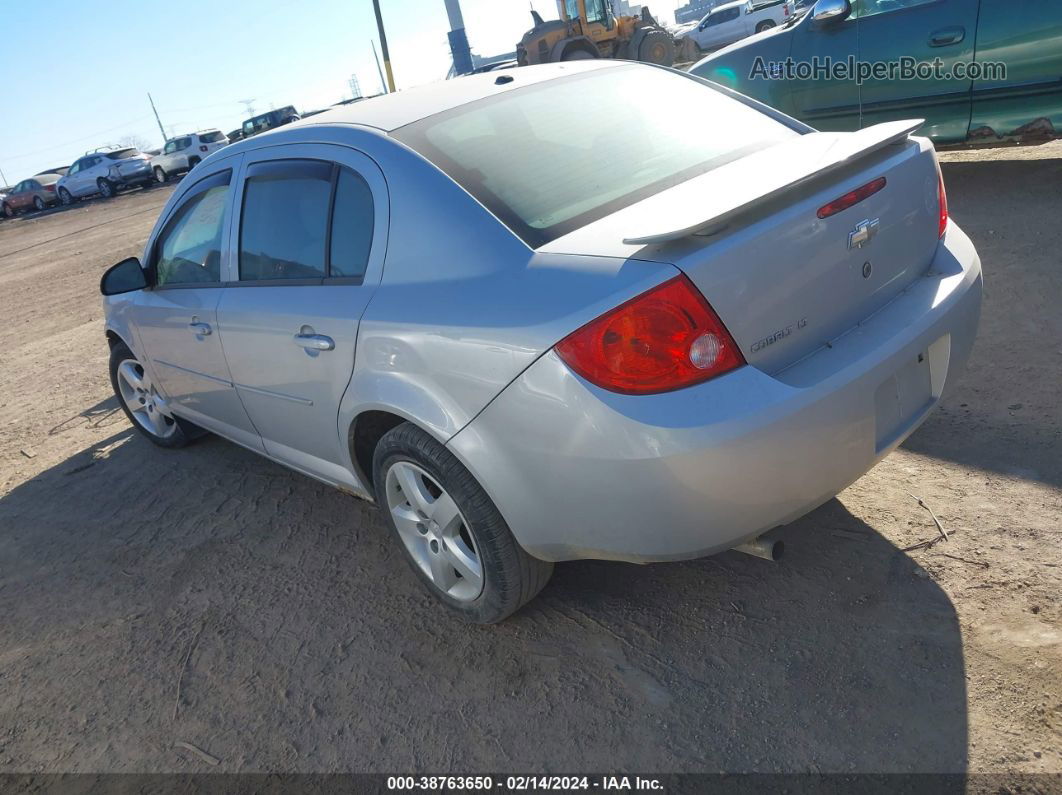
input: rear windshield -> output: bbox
[393,65,797,247]
[105,148,140,160]
[199,131,225,143]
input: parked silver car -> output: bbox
[100,62,982,622]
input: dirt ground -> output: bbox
[0,143,1059,776]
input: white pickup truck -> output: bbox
[676,0,794,54]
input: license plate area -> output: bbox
[874,335,950,452]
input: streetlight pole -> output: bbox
[372,0,396,93]
[147,93,167,145]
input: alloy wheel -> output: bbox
[385,461,484,601]
[115,358,177,439]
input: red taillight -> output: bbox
[936,163,949,238]
[816,177,887,219]
[44,184,56,192]
[554,275,745,395]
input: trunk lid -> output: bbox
[541,125,943,374]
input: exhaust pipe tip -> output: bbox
[733,537,784,562]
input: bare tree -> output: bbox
[118,134,154,151]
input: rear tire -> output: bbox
[109,341,198,448]
[33,196,46,211]
[373,422,553,623]
[756,20,776,32]
[187,157,201,170]
[638,29,676,66]
[97,178,115,198]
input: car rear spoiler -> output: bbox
[622,119,924,245]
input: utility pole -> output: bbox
[444,0,473,76]
[239,99,257,118]
[147,93,167,144]
[371,0,396,93]
[0,164,8,187]
[371,40,388,95]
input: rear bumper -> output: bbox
[447,222,983,563]
[112,163,153,185]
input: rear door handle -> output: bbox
[293,333,335,352]
[188,321,212,336]
[929,26,965,47]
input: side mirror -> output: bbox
[812,0,851,23]
[101,256,149,296]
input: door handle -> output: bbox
[188,321,212,336]
[293,333,335,351]
[929,26,965,47]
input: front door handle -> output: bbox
[293,332,335,352]
[929,26,965,47]
[188,321,212,336]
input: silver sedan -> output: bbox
[100,61,982,622]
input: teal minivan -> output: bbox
[690,0,1062,145]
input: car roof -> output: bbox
[711,0,746,10]
[288,61,619,134]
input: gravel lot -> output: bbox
[0,144,1059,775]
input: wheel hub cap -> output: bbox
[116,358,177,439]
[385,461,484,602]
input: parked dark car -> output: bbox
[2,174,61,216]
[691,0,1062,146]
[240,106,300,138]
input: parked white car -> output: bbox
[57,148,154,204]
[150,130,229,183]
[678,0,793,53]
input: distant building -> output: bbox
[674,0,727,24]
[614,0,645,15]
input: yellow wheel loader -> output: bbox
[517,0,698,68]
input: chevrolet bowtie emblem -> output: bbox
[848,218,880,249]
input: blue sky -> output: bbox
[2,0,687,184]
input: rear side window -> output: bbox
[199,131,225,143]
[393,64,796,247]
[329,169,374,278]
[155,170,231,286]
[239,160,332,281]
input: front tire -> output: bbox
[373,422,553,623]
[59,187,74,206]
[154,166,168,184]
[638,29,676,67]
[97,178,116,198]
[109,342,195,448]
[3,203,15,218]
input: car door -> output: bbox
[9,181,29,210]
[854,0,980,142]
[79,156,103,195]
[216,143,388,488]
[700,6,742,49]
[969,0,1062,142]
[160,139,177,172]
[130,159,265,452]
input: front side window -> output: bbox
[239,160,332,281]
[857,0,938,17]
[164,140,177,154]
[154,170,231,286]
[394,64,796,247]
[68,161,80,175]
